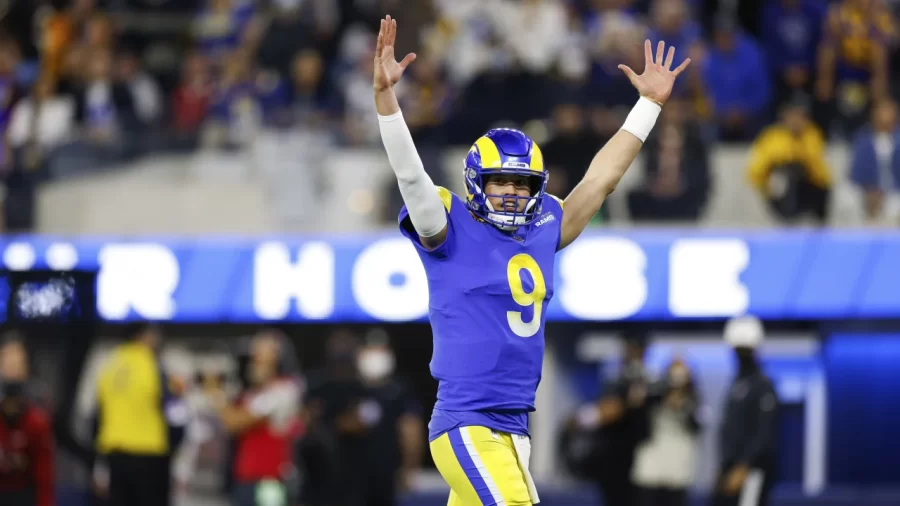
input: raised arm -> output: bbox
[559,40,690,249]
[375,16,448,250]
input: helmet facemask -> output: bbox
[466,168,547,231]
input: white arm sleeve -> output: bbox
[378,111,448,237]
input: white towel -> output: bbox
[511,434,540,504]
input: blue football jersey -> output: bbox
[398,187,564,440]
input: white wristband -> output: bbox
[621,97,662,143]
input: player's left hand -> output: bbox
[618,40,691,106]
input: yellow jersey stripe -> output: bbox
[436,186,453,211]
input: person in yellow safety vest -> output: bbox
[94,323,187,506]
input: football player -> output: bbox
[374,15,689,506]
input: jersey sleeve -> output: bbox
[398,186,459,258]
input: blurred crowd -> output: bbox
[561,320,777,506]
[0,324,425,506]
[0,317,780,506]
[1,0,900,229]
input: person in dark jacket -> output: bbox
[356,336,423,506]
[0,336,54,506]
[574,332,652,506]
[712,316,779,506]
[627,97,711,221]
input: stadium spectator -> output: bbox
[288,49,342,129]
[7,76,76,157]
[302,329,369,506]
[192,0,256,68]
[47,48,138,178]
[94,323,187,506]
[254,0,337,82]
[543,90,606,200]
[627,97,710,221]
[702,17,771,141]
[491,0,569,76]
[849,98,900,223]
[339,26,382,145]
[0,0,42,66]
[39,0,98,84]
[204,48,262,148]
[632,359,701,506]
[815,0,895,137]
[358,0,435,61]
[206,331,302,506]
[0,336,54,506]
[82,14,116,56]
[170,52,213,147]
[53,11,117,95]
[646,0,702,97]
[576,332,652,506]
[423,0,484,84]
[585,0,644,72]
[75,49,139,142]
[172,363,231,502]
[746,97,831,224]
[713,316,779,506]
[4,74,74,231]
[0,36,24,171]
[587,18,648,116]
[114,48,163,130]
[401,56,452,145]
[356,335,424,506]
[760,0,825,116]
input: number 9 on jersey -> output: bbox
[506,254,547,338]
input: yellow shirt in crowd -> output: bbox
[746,125,832,193]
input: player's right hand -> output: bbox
[374,15,416,92]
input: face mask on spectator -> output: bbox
[1,380,25,399]
[357,350,395,381]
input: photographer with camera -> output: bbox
[570,332,653,506]
[632,359,702,506]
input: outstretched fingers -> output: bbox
[655,40,665,67]
[386,15,395,48]
[617,64,639,86]
[644,39,653,69]
[664,46,675,70]
[399,53,417,70]
[672,57,692,77]
[375,20,386,58]
[392,18,398,47]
